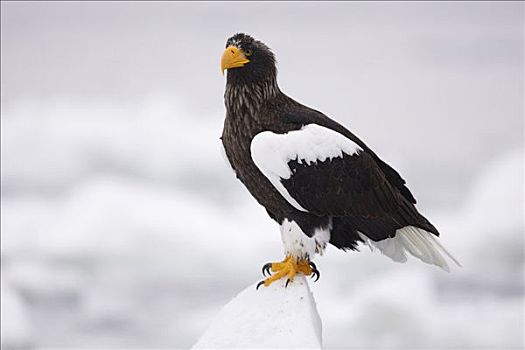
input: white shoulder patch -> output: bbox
[250,124,362,212]
[359,226,461,271]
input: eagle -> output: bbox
[220,33,460,289]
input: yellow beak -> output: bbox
[221,45,250,75]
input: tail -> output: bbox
[359,226,461,272]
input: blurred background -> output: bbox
[1,1,523,349]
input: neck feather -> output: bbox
[225,76,280,117]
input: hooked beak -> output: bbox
[221,45,250,75]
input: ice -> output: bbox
[193,276,322,349]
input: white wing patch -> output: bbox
[251,124,362,212]
[359,226,461,271]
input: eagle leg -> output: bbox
[256,255,320,289]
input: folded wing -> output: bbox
[250,123,460,270]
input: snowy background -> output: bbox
[1,2,523,349]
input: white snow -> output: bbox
[358,226,461,271]
[193,276,322,349]
[250,124,362,212]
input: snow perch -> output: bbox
[193,276,322,349]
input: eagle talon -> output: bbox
[311,269,320,282]
[256,280,265,290]
[307,261,320,282]
[256,256,321,288]
[262,263,272,277]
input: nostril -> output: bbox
[230,49,235,54]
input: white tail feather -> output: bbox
[426,233,463,267]
[358,226,461,271]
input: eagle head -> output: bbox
[221,33,277,84]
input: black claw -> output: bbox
[256,280,265,290]
[311,269,320,282]
[308,261,320,282]
[262,263,272,277]
[285,279,291,288]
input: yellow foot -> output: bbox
[256,256,320,289]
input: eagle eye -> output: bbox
[244,48,253,56]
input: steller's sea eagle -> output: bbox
[220,33,460,289]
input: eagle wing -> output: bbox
[250,108,460,270]
[280,106,417,205]
[250,123,462,268]
[250,123,416,228]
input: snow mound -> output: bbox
[193,276,322,349]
